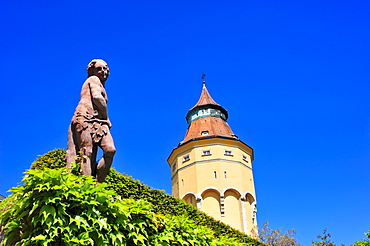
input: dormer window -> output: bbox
[202,150,211,156]
[201,131,209,136]
[224,150,233,156]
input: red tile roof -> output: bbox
[181,116,236,144]
[181,83,237,144]
[190,83,220,110]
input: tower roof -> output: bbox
[189,82,221,110]
[181,83,237,145]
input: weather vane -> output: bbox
[201,73,206,87]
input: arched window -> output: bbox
[183,193,197,207]
[245,193,257,225]
[201,189,221,221]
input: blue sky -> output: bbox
[1,0,369,244]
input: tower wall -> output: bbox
[168,137,257,236]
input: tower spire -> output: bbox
[182,82,235,144]
[202,73,206,88]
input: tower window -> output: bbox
[201,131,209,136]
[224,150,233,156]
[183,154,190,162]
[181,179,184,187]
[243,155,249,163]
[224,171,227,178]
[214,171,217,179]
[202,150,211,156]
[172,163,177,172]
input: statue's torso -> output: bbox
[72,76,107,125]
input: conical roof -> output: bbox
[189,82,221,110]
[181,83,237,145]
[181,116,236,144]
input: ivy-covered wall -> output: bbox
[28,149,264,245]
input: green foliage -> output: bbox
[1,166,250,246]
[154,215,248,246]
[30,149,66,170]
[11,149,263,245]
[353,230,370,246]
[0,195,13,211]
[312,229,341,246]
[106,169,262,245]
[0,167,160,245]
[258,221,302,246]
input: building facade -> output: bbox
[167,82,258,236]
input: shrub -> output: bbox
[0,167,161,245]
[17,149,263,245]
[0,167,251,245]
[30,149,66,170]
[106,169,261,245]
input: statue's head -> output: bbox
[87,59,110,82]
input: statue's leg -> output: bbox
[90,144,98,177]
[66,124,77,168]
[79,130,95,177]
[96,130,116,183]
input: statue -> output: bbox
[66,59,116,183]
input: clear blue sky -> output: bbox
[1,0,369,245]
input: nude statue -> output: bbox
[66,59,116,183]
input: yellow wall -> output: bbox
[224,189,242,231]
[168,137,258,236]
[202,189,221,221]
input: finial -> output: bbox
[201,73,206,88]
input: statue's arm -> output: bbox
[89,78,108,120]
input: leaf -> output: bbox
[75,215,90,228]
[95,218,108,230]
[31,234,46,241]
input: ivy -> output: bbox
[106,169,261,245]
[1,167,162,245]
[30,149,66,170]
[1,149,264,245]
